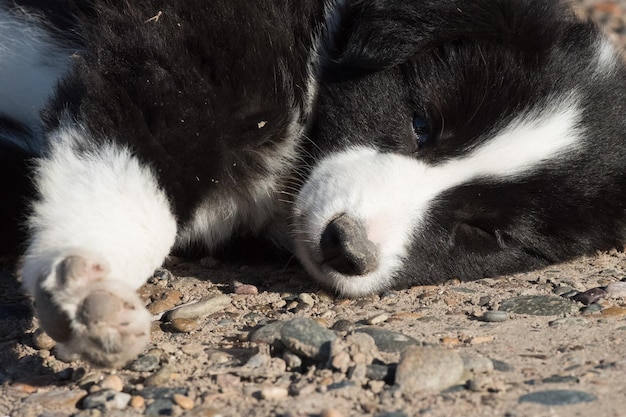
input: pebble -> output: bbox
[518,389,597,406]
[367,313,389,325]
[82,389,130,410]
[356,327,420,353]
[249,321,286,349]
[582,303,604,315]
[461,354,494,375]
[601,306,626,317]
[100,375,124,392]
[331,319,357,332]
[260,386,289,400]
[395,346,464,392]
[129,395,145,409]
[171,318,199,332]
[298,293,316,306]
[366,364,395,382]
[166,294,232,320]
[572,287,607,305]
[152,268,173,281]
[138,386,189,400]
[147,289,183,314]
[32,328,56,350]
[280,317,337,361]
[606,281,626,298]
[283,351,302,369]
[492,359,515,372]
[130,354,160,372]
[144,367,173,387]
[499,295,577,316]
[173,393,195,410]
[145,399,175,417]
[548,317,587,327]
[478,310,509,322]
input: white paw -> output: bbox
[33,253,151,368]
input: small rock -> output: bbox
[181,343,205,356]
[82,389,130,410]
[144,367,173,387]
[601,306,626,317]
[280,318,337,361]
[100,375,123,392]
[145,399,175,417]
[171,318,198,333]
[606,281,626,298]
[366,364,395,382]
[572,287,607,305]
[281,351,302,371]
[499,295,577,316]
[395,346,464,392]
[582,303,604,315]
[32,329,56,350]
[130,354,160,372]
[298,293,315,306]
[518,389,597,406]
[138,386,189,400]
[147,289,183,314]
[468,375,496,392]
[249,321,286,349]
[356,327,420,353]
[461,354,494,375]
[478,311,509,323]
[367,313,389,325]
[173,393,195,410]
[129,395,145,409]
[477,295,492,306]
[331,319,356,332]
[260,386,289,400]
[166,294,232,320]
[245,352,271,369]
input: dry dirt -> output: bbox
[2,1,626,417]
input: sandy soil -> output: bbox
[1,1,626,417]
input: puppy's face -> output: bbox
[293,0,620,296]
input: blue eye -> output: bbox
[412,115,430,145]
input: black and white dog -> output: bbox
[1,0,626,367]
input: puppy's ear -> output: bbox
[327,0,576,71]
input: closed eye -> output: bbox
[412,114,430,145]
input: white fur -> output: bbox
[0,7,74,150]
[593,37,619,77]
[21,125,178,295]
[294,95,583,296]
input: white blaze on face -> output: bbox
[293,94,583,297]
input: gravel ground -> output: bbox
[2,1,626,417]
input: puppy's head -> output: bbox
[293,0,626,296]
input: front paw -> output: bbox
[33,254,152,368]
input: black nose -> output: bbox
[319,214,379,276]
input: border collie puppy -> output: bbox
[1,0,625,367]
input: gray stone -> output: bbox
[395,346,464,392]
[82,389,129,410]
[582,303,604,315]
[478,311,509,322]
[366,364,395,382]
[138,386,189,400]
[249,321,286,349]
[280,318,337,361]
[356,327,420,353]
[572,288,607,305]
[130,354,160,372]
[331,319,356,332]
[518,390,597,406]
[461,354,494,375]
[499,295,577,316]
[606,281,626,298]
[145,399,175,417]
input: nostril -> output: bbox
[319,214,379,276]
